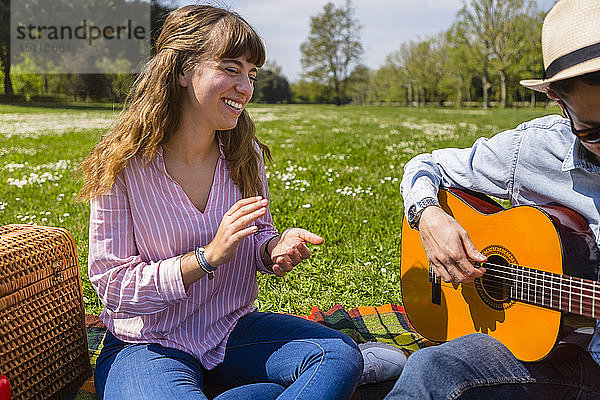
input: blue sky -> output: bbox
[173,0,557,82]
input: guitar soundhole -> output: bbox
[475,254,514,310]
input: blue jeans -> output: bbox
[95,311,363,399]
[385,333,600,400]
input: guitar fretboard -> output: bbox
[483,263,600,319]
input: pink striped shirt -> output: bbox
[88,142,277,369]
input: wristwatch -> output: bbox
[407,197,439,230]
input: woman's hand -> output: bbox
[418,205,486,283]
[269,228,324,276]
[203,196,268,267]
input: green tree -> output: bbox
[373,58,406,105]
[300,0,363,105]
[451,12,494,108]
[393,42,422,106]
[345,64,374,105]
[427,35,450,106]
[446,23,480,107]
[457,0,536,108]
[3,0,171,101]
[253,62,292,104]
[394,37,447,107]
[151,0,175,54]
[0,0,13,96]
[11,54,43,100]
[512,11,544,107]
[291,79,331,104]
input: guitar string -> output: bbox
[431,280,599,317]
[435,268,600,302]
[430,261,600,292]
[481,263,599,293]
[462,272,599,304]
[431,276,600,316]
[480,261,597,285]
[428,263,600,311]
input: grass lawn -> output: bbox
[0,103,558,315]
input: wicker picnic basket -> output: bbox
[0,224,91,400]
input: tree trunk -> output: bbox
[530,90,536,108]
[421,87,426,107]
[456,77,463,108]
[404,85,409,107]
[482,75,489,110]
[499,70,507,108]
[466,78,471,103]
[1,50,14,97]
[339,79,348,106]
[3,61,13,97]
[414,84,419,108]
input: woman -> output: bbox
[79,5,362,400]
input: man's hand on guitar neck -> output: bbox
[418,205,487,283]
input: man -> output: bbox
[386,0,600,398]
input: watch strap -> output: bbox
[407,197,439,230]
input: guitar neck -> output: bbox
[430,263,600,319]
[495,264,600,319]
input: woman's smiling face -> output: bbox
[178,55,257,133]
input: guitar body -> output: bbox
[401,188,599,362]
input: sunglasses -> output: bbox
[562,102,600,143]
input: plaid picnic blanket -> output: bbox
[71,304,434,400]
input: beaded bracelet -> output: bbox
[195,247,216,280]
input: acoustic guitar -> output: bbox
[400,188,600,362]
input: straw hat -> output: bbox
[520,0,600,92]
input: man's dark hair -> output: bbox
[549,70,600,98]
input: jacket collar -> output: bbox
[562,138,600,173]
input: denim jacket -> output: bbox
[400,114,600,364]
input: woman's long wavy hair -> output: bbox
[78,5,271,201]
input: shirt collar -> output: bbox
[216,137,226,160]
[157,136,226,160]
[562,138,600,173]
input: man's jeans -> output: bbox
[95,311,363,399]
[385,333,600,400]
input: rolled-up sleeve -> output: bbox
[88,174,188,315]
[400,128,523,217]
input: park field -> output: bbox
[0,103,557,315]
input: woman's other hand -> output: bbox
[270,228,324,277]
[203,196,268,266]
